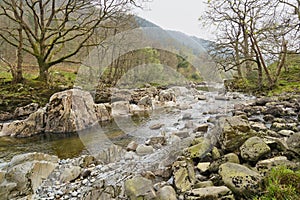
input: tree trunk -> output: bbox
[37,61,49,82]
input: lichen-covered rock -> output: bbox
[219,163,262,196]
[208,153,240,172]
[240,137,271,162]
[286,132,300,155]
[256,156,298,174]
[219,116,254,151]
[172,158,195,192]
[185,186,234,200]
[13,103,39,118]
[157,186,177,200]
[183,137,211,159]
[125,176,156,200]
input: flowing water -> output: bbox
[0,87,254,162]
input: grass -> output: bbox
[255,166,300,200]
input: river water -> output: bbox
[0,86,254,162]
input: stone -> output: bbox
[194,181,213,188]
[96,144,125,163]
[157,186,177,200]
[208,153,239,172]
[126,141,139,151]
[45,89,98,133]
[183,137,211,159]
[136,144,154,156]
[264,106,284,117]
[194,124,209,133]
[182,113,192,120]
[256,156,297,173]
[240,136,271,162]
[278,130,294,136]
[219,116,254,151]
[125,176,156,200]
[172,159,195,192]
[215,96,230,101]
[286,132,300,155]
[158,90,176,102]
[138,95,153,109]
[173,131,189,138]
[149,123,164,130]
[78,155,96,168]
[219,163,262,196]
[263,114,275,122]
[13,103,39,118]
[146,136,166,146]
[60,166,81,183]
[211,147,221,160]
[111,101,130,116]
[197,95,207,101]
[271,122,298,132]
[250,122,267,132]
[196,162,210,173]
[185,186,234,200]
[5,153,58,197]
[94,103,111,122]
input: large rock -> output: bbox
[125,176,156,200]
[208,153,240,172]
[94,103,111,121]
[158,90,176,102]
[45,89,98,133]
[185,186,234,200]
[13,103,39,118]
[183,137,211,159]
[256,156,297,174]
[219,163,262,196]
[172,158,195,192]
[286,132,300,155]
[240,137,271,162]
[157,186,177,200]
[3,153,58,198]
[219,116,254,151]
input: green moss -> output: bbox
[255,166,300,200]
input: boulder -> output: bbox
[136,144,154,156]
[158,90,176,102]
[185,186,234,200]
[94,103,111,121]
[13,103,39,118]
[157,186,177,200]
[4,153,58,197]
[286,132,300,155]
[125,176,156,200]
[138,95,153,109]
[111,101,130,116]
[219,116,254,151]
[256,156,297,173]
[208,153,240,172]
[219,163,262,196]
[183,137,211,159]
[45,89,98,133]
[172,159,195,192]
[59,166,81,183]
[240,137,271,162]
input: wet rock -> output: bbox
[157,185,177,200]
[219,162,262,196]
[263,114,275,122]
[185,186,234,200]
[208,153,239,172]
[286,132,300,155]
[136,144,154,156]
[194,124,209,133]
[111,101,130,116]
[172,158,195,192]
[183,137,211,159]
[96,144,125,163]
[60,166,81,183]
[146,136,166,146]
[219,116,254,151]
[125,176,156,200]
[240,137,271,162]
[150,123,164,130]
[126,141,139,151]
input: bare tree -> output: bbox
[201,0,299,89]
[0,0,136,82]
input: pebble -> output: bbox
[71,191,78,197]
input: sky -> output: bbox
[133,0,214,40]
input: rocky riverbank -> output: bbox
[0,86,300,199]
